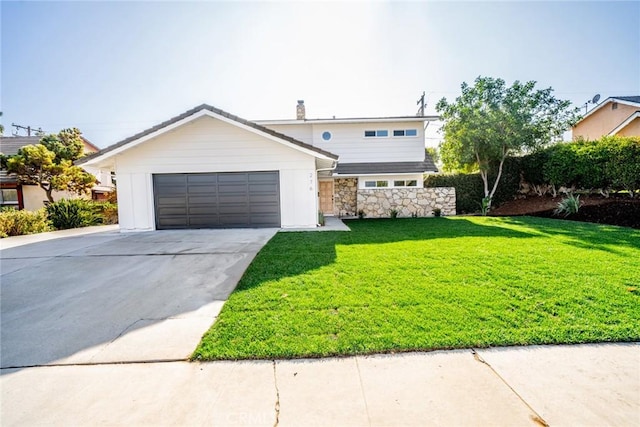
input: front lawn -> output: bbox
[193,217,640,360]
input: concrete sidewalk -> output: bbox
[0,224,120,250]
[2,343,638,426]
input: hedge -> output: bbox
[425,136,640,214]
[424,157,521,214]
[536,136,640,195]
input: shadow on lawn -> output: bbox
[498,216,640,255]
[234,217,539,292]
[234,216,640,293]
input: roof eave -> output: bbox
[256,116,440,125]
[78,105,338,166]
[574,97,640,126]
[608,111,640,136]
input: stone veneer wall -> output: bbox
[334,178,358,216]
[357,187,456,218]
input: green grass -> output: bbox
[193,217,640,360]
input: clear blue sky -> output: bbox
[2,1,639,148]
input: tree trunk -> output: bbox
[40,183,54,203]
[488,154,507,201]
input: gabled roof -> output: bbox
[0,136,40,156]
[0,135,99,156]
[612,96,640,104]
[575,95,640,126]
[608,111,640,136]
[334,156,438,176]
[77,104,339,166]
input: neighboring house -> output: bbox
[572,96,640,140]
[0,135,113,210]
[77,102,453,231]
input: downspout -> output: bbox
[315,159,338,174]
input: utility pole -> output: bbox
[416,91,426,116]
[11,123,44,137]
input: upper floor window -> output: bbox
[364,130,388,138]
[612,102,618,110]
[393,129,418,137]
[322,131,332,141]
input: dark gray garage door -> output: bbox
[153,172,280,229]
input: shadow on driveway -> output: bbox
[0,228,276,372]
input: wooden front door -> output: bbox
[319,181,334,215]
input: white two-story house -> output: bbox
[258,100,451,219]
[78,102,455,231]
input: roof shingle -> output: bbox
[612,96,640,104]
[334,156,438,175]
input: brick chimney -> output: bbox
[296,100,305,120]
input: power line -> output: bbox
[11,123,45,137]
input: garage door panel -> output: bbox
[249,194,280,203]
[249,183,278,193]
[157,217,189,228]
[249,173,278,182]
[188,206,219,215]
[154,172,280,229]
[218,194,248,204]
[157,206,188,215]
[188,187,218,195]
[188,217,220,226]
[188,195,218,204]
[217,203,249,214]
[219,183,247,193]
[187,175,217,184]
[217,174,248,183]
[219,214,250,227]
[250,214,280,227]
[155,175,186,185]
[157,196,187,205]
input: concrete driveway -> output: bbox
[0,227,277,369]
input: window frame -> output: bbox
[364,180,389,188]
[392,129,418,137]
[364,129,389,138]
[393,180,418,188]
[0,188,20,206]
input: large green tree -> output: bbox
[436,76,580,211]
[5,128,96,202]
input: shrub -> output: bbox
[425,173,484,214]
[605,136,640,197]
[46,199,101,230]
[554,194,581,217]
[535,136,640,196]
[542,143,580,194]
[92,201,119,224]
[0,208,52,238]
[425,157,521,214]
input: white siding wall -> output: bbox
[266,122,425,163]
[114,116,318,231]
